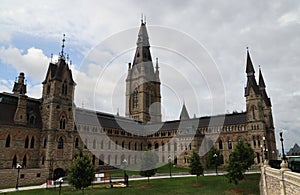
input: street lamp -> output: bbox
[279,129,286,161]
[263,136,268,161]
[213,154,218,175]
[57,177,63,195]
[15,163,22,190]
[168,155,172,178]
[122,159,128,187]
[260,145,264,163]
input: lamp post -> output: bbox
[15,163,22,190]
[260,145,264,164]
[58,178,63,195]
[122,159,128,187]
[279,129,286,161]
[213,154,218,175]
[168,155,172,178]
[263,136,268,161]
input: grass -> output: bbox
[6,174,260,195]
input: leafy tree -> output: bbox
[206,147,223,169]
[68,148,95,194]
[140,150,159,183]
[226,141,254,184]
[189,151,203,184]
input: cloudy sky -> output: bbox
[0,0,299,151]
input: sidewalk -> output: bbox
[0,170,260,193]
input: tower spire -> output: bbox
[259,66,266,89]
[246,47,255,76]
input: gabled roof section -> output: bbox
[42,58,75,84]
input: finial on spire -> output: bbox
[141,13,143,24]
[155,57,159,71]
[60,34,66,59]
[246,46,249,51]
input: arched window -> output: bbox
[252,106,256,120]
[5,134,11,147]
[228,139,232,149]
[253,136,256,147]
[108,141,111,150]
[148,143,152,149]
[174,142,177,151]
[24,136,29,148]
[12,155,17,168]
[168,143,171,151]
[29,115,36,125]
[47,85,50,95]
[133,89,138,108]
[62,80,68,96]
[42,156,45,165]
[162,142,165,151]
[58,137,63,149]
[128,142,131,150]
[22,155,27,168]
[93,139,96,149]
[134,142,137,151]
[219,140,223,150]
[257,136,261,146]
[75,138,79,148]
[122,141,125,150]
[140,143,143,150]
[43,138,47,148]
[30,136,35,148]
[155,143,159,151]
[60,116,66,129]
[115,141,118,149]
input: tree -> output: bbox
[189,151,203,184]
[206,147,223,175]
[140,150,159,183]
[226,141,254,184]
[68,148,95,195]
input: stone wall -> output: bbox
[0,168,48,188]
[261,161,300,195]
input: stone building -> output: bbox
[0,20,277,187]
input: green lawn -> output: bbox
[7,174,260,195]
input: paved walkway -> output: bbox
[0,170,260,193]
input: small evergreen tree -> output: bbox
[206,147,222,169]
[226,141,254,184]
[140,150,159,183]
[189,151,203,184]
[68,148,95,194]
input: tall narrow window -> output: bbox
[174,142,177,151]
[155,143,159,151]
[133,89,138,108]
[24,136,29,148]
[30,136,35,148]
[93,139,96,149]
[168,143,171,151]
[62,80,68,96]
[101,140,104,149]
[22,155,27,168]
[5,134,11,148]
[219,140,223,150]
[228,139,232,149]
[162,143,165,151]
[60,116,66,129]
[122,141,125,150]
[257,136,261,146]
[253,136,256,147]
[58,136,63,149]
[43,138,47,148]
[42,156,45,165]
[12,155,17,168]
[75,138,79,148]
[108,141,111,150]
[252,107,256,120]
[29,115,35,125]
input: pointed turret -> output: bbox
[13,72,27,95]
[258,67,271,106]
[179,103,190,120]
[244,49,259,97]
[155,58,160,82]
[258,67,266,89]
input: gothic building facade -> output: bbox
[0,20,277,187]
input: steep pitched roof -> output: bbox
[244,50,260,96]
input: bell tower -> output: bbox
[125,20,161,123]
[41,35,76,172]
